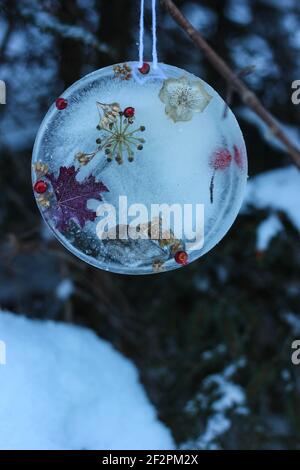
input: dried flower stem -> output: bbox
[210,171,215,204]
[160,0,300,169]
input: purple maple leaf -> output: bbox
[46,166,109,231]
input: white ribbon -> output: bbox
[139,0,158,69]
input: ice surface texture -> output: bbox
[0,310,174,450]
[32,62,247,274]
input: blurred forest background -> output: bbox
[0,0,300,450]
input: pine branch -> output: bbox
[161,0,300,169]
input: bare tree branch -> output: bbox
[161,0,300,169]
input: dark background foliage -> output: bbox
[0,0,300,449]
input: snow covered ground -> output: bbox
[245,165,300,231]
[183,355,248,450]
[0,311,174,450]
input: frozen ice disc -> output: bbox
[32,62,247,275]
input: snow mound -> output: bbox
[244,165,300,231]
[256,214,283,251]
[0,311,174,450]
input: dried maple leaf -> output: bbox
[46,166,108,231]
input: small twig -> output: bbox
[209,171,215,204]
[161,0,300,169]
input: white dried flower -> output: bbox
[159,76,212,122]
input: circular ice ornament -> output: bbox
[32,62,247,275]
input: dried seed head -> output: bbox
[171,240,183,255]
[33,161,49,176]
[95,101,146,165]
[116,154,123,165]
[113,64,132,80]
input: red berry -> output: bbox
[34,180,48,194]
[124,107,135,118]
[175,251,189,266]
[211,148,232,170]
[56,98,68,110]
[138,62,150,75]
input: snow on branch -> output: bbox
[24,10,112,55]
